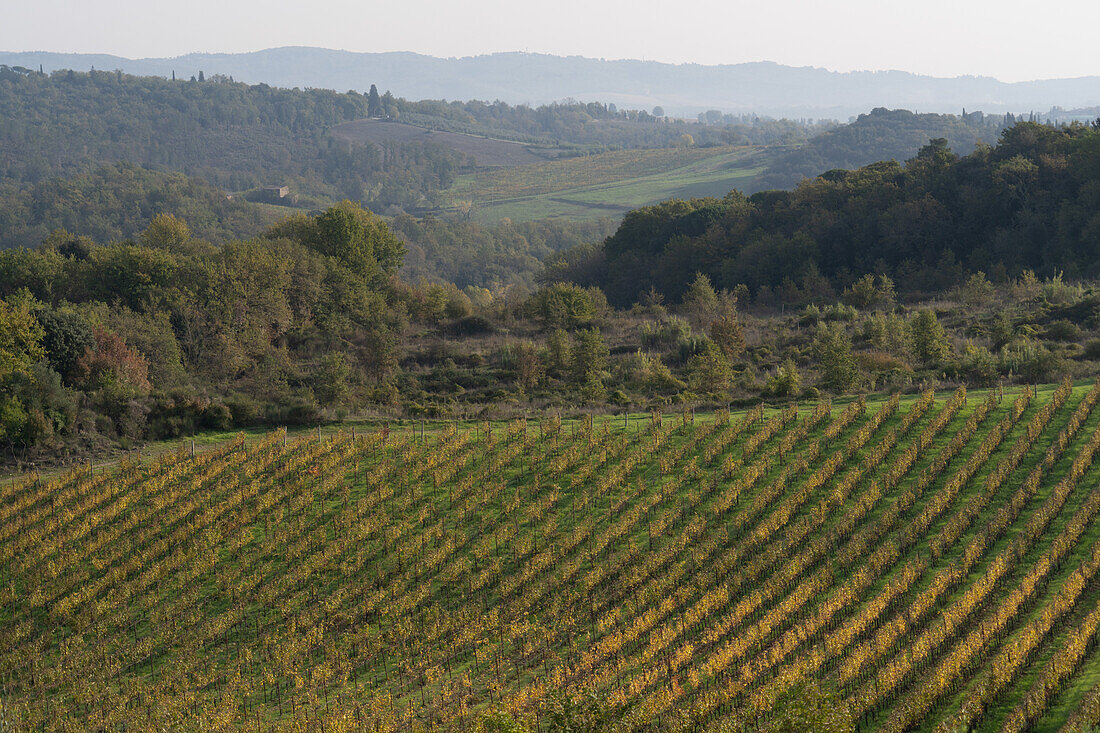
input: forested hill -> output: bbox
[550,121,1100,306]
[757,107,1011,188]
[0,67,463,210]
[0,163,284,249]
[0,66,823,221]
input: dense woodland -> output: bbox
[757,107,1012,188]
[0,66,467,209]
[0,162,283,249]
[5,67,1100,466]
[555,121,1100,304]
[4,197,1100,465]
[394,215,617,289]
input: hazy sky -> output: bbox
[4,0,1099,82]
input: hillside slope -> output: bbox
[444,144,770,223]
[330,119,559,168]
[0,162,283,249]
[8,381,1100,729]
[757,106,1009,188]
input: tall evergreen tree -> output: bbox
[367,84,382,117]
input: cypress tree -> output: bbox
[367,84,382,117]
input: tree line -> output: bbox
[551,120,1100,306]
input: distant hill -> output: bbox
[3,47,1100,118]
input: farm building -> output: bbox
[262,185,289,202]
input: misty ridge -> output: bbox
[3,46,1100,118]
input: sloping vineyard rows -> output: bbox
[6,383,1100,730]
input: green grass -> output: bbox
[10,382,1100,730]
[445,145,772,223]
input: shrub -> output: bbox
[498,341,542,391]
[763,359,801,398]
[267,392,323,426]
[799,304,822,326]
[954,343,998,385]
[813,323,859,392]
[909,310,952,365]
[842,274,896,309]
[1082,339,1100,360]
[1044,319,1082,342]
[1000,341,1064,383]
[640,316,692,349]
[674,335,713,366]
[447,315,495,337]
[958,271,995,306]
[625,350,685,393]
[1040,272,1084,305]
[571,328,609,386]
[687,342,735,394]
[709,305,745,358]
[854,350,913,375]
[35,307,94,382]
[525,283,607,328]
[225,393,263,426]
[682,272,719,325]
[72,327,151,397]
[823,303,858,322]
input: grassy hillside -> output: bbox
[9,380,1100,729]
[445,145,771,223]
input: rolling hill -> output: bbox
[8,382,1100,729]
[442,144,771,222]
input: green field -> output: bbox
[11,382,1100,729]
[445,145,772,223]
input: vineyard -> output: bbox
[9,381,1100,730]
[444,145,768,223]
